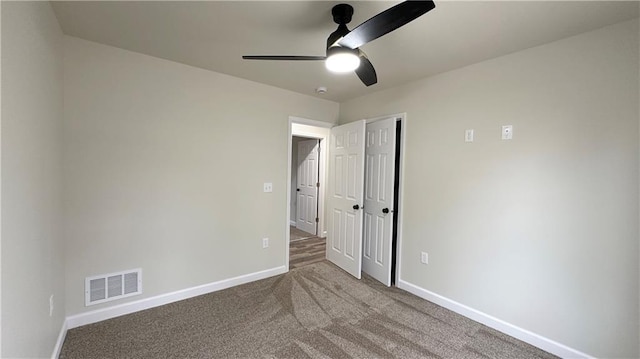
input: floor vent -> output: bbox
[85,269,142,306]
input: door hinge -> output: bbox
[315,217,319,223]
[316,182,320,188]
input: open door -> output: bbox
[326,120,366,279]
[296,139,319,235]
[362,117,397,286]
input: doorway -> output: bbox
[292,137,320,236]
[286,115,405,287]
[289,136,326,269]
[286,117,331,270]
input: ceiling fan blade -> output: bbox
[338,0,435,49]
[355,52,377,87]
[242,55,326,61]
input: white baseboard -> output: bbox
[290,220,296,226]
[397,279,593,359]
[51,320,67,359]
[66,265,288,330]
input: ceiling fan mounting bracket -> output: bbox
[332,4,354,25]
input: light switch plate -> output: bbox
[465,129,474,143]
[502,125,513,140]
[263,182,273,192]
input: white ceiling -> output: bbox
[51,1,639,102]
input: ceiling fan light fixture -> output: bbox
[325,46,360,73]
[242,1,436,86]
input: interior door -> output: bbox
[326,120,366,279]
[296,139,319,235]
[362,118,397,286]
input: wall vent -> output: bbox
[85,268,142,306]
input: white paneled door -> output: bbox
[362,118,397,286]
[296,139,320,235]
[326,120,366,279]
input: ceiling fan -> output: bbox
[242,1,436,87]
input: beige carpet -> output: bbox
[291,225,315,241]
[60,261,557,359]
[290,236,326,269]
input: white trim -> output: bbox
[0,3,3,355]
[397,279,594,359]
[287,121,292,270]
[396,114,407,285]
[289,116,333,129]
[51,320,67,359]
[66,265,287,329]
[289,220,296,226]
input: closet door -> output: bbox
[362,117,396,286]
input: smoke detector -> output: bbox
[315,86,327,94]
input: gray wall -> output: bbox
[339,19,639,358]
[63,37,339,316]
[1,2,66,357]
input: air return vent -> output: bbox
[85,269,142,306]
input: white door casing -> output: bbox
[296,139,319,235]
[362,118,397,286]
[326,120,366,279]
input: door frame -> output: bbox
[364,113,406,285]
[286,116,331,270]
[285,113,406,285]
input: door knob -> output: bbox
[296,188,300,192]
[353,204,360,210]
[382,208,389,214]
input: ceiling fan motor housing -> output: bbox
[326,45,359,59]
